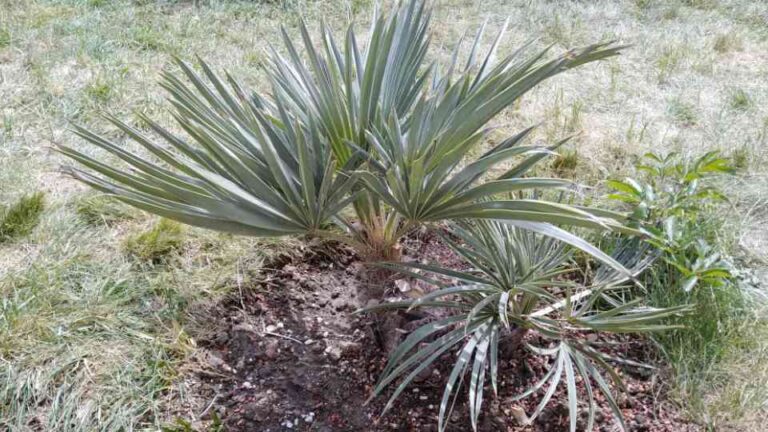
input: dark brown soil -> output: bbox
[183,232,700,432]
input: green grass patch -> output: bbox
[123,218,185,262]
[633,0,653,10]
[0,193,45,243]
[0,27,10,48]
[682,0,718,10]
[668,98,698,126]
[730,146,750,171]
[76,194,136,226]
[713,32,742,53]
[649,266,746,370]
[656,45,686,83]
[85,77,113,103]
[550,149,580,175]
[729,88,751,110]
[0,204,261,430]
[130,25,174,52]
[0,247,190,430]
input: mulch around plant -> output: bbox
[183,233,700,432]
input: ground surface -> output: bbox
[186,236,695,432]
[1,0,768,431]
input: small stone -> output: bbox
[619,395,634,409]
[232,323,256,333]
[323,340,360,360]
[265,339,280,360]
[213,330,229,344]
[413,365,432,382]
[395,279,410,292]
[324,345,343,360]
[208,354,232,372]
[331,298,351,312]
[208,354,225,368]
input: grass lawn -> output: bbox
[1,0,767,430]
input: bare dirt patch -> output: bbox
[177,234,698,432]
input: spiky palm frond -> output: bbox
[265,0,432,164]
[58,60,359,236]
[346,14,626,230]
[366,220,690,432]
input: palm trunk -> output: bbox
[355,241,407,353]
[499,326,529,358]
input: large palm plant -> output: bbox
[59,0,629,283]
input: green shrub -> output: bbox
[0,192,45,243]
[607,152,734,288]
[606,151,742,371]
[123,219,184,262]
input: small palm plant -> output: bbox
[56,1,688,429]
[367,219,688,431]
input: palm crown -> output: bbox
[59,0,628,262]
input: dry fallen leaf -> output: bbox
[510,405,531,425]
